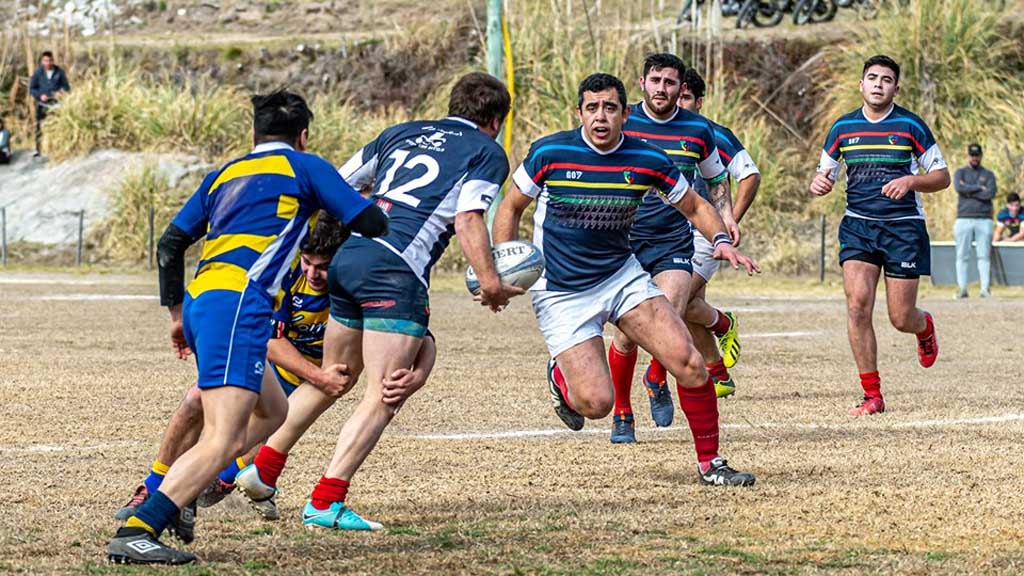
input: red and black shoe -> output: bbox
[113,484,149,521]
[916,312,938,368]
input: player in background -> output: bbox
[493,73,759,486]
[809,55,949,416]
[233,72,522,532]
[112,215,353,529]
[605,53,732,444]
[677,68,762,399]
[106,91,388,565]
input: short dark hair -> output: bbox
[682,68,706,100]
[40,51,54,61]
[447,72,511,128]
[302,212,349,258]
[577,73,627,110]
[252,90,314,145]
[862,54,900,83]
[1008,193,1021,204]
[642,53,687,80]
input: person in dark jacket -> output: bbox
[0,117,11,164]
[953,143,997,298]
[29,51,71,157]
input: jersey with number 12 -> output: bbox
[339,117,510,285]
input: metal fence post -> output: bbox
[77,209,85,266]
[819,214,826,283]
[1,207,6,267]
[148,205,155,269]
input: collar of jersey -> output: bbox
[638,101,680,124]
[252,142,295,154]
[579,127,624,155]
[859,103,895,124]
[445,116,479,129]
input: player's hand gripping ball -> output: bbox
[465,241,545,295]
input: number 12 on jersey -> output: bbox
[376,150,441,208]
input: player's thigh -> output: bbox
[652,269,692,315]
[554,336,612,401]
[842,259,881,313]
[324,317,364,380]
[254,367,287,420]
[618,295,699,375]
[360,331,424,400]
[199,386,259,448]
[883,275,920,319]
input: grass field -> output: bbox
[2,271,1024,575]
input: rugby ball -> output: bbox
[465,241,545,295]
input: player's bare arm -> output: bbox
[455,209,524,311]
[880,168,951,199]
[733,173,761,223]
[673,190,759,275]
[708,177,740,245]
[266,337,352,398]
[381,335,438,406]
[491,183,532,244]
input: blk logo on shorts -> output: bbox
[901,261,917,269]
[673,257,691,265]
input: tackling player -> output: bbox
[809,55,949,416]
[106,91,388,565]
[605,53,733,444]
[493,73,759,486]
[234,72,522,532]
[678,68,762,399]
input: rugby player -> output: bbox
[493,73,759,486]
[605,53,733,444]
[809,55,949,416]
[677,68,762,399]
[106,90,389,564]
[112,215,354,529]
[233,72,522,532]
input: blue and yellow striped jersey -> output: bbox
[171,142,372,300]
[271,264,329,386]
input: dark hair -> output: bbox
[302,212,349,258]
[642,53,687,81]
[576,73,627,110]
[681,68,706,100]
[447,72,511,128]
[1008,193,1021,204]
[251,90,313,145]
[40,51,54,61]
[862,54,900,83]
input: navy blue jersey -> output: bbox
[693,120,760,200]
[172,142,372,302]
[624,103,725,241]
[340,117,509,285]
[512,128,690,292]
[997,208,1023,237]
[818,104,946,221]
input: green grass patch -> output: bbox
[387,525,421,536]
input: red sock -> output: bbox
[916,314,934,339]
[552,363,574,411]
[859,371,881,398]
[706,360,729,382]
[708,309,731,335]
[677,376,720,464]
[253,445,289,487]
[310,476,350,510]
[647,358,667,385]
[609,344,638,417]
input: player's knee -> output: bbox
[846,300,872,324]
[888,310,915,332]
[669,347,706,388]
[612,330,637,354]
[575,392,613,419]
[181,386,204,420]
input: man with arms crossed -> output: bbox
[809,55,949,417]
[494,73,759,486]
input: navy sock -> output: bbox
[128,490,179,537]
[218,458,242,484]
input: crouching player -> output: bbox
[237,72,523,532]
[493,73,760,486]
[106,90,388,565]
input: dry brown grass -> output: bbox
[1,272,1024,574]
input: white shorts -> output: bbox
[530,256,663,358]
[692,232,720,282]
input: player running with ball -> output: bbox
[494,73,759,486]
[809,55,949,416]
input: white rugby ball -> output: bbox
[465,241,545,295]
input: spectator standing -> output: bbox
[994,192,1024,242]
[29,51,71,157]
[0,118,10,164]
[953,143,997,298]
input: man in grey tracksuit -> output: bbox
[953,143,997,298]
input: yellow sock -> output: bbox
[152,460,170,476]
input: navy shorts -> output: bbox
[838,215,931,278]
[630,233,694,277]
[183,284,274,394]
[328,236,430,337]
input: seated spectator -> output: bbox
[994,193,1024,242]
[0,118,10,164]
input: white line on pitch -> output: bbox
[402,413,1024,441]
[27,294,157,301]
[0,440,141,454]
[743,330,825,338]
